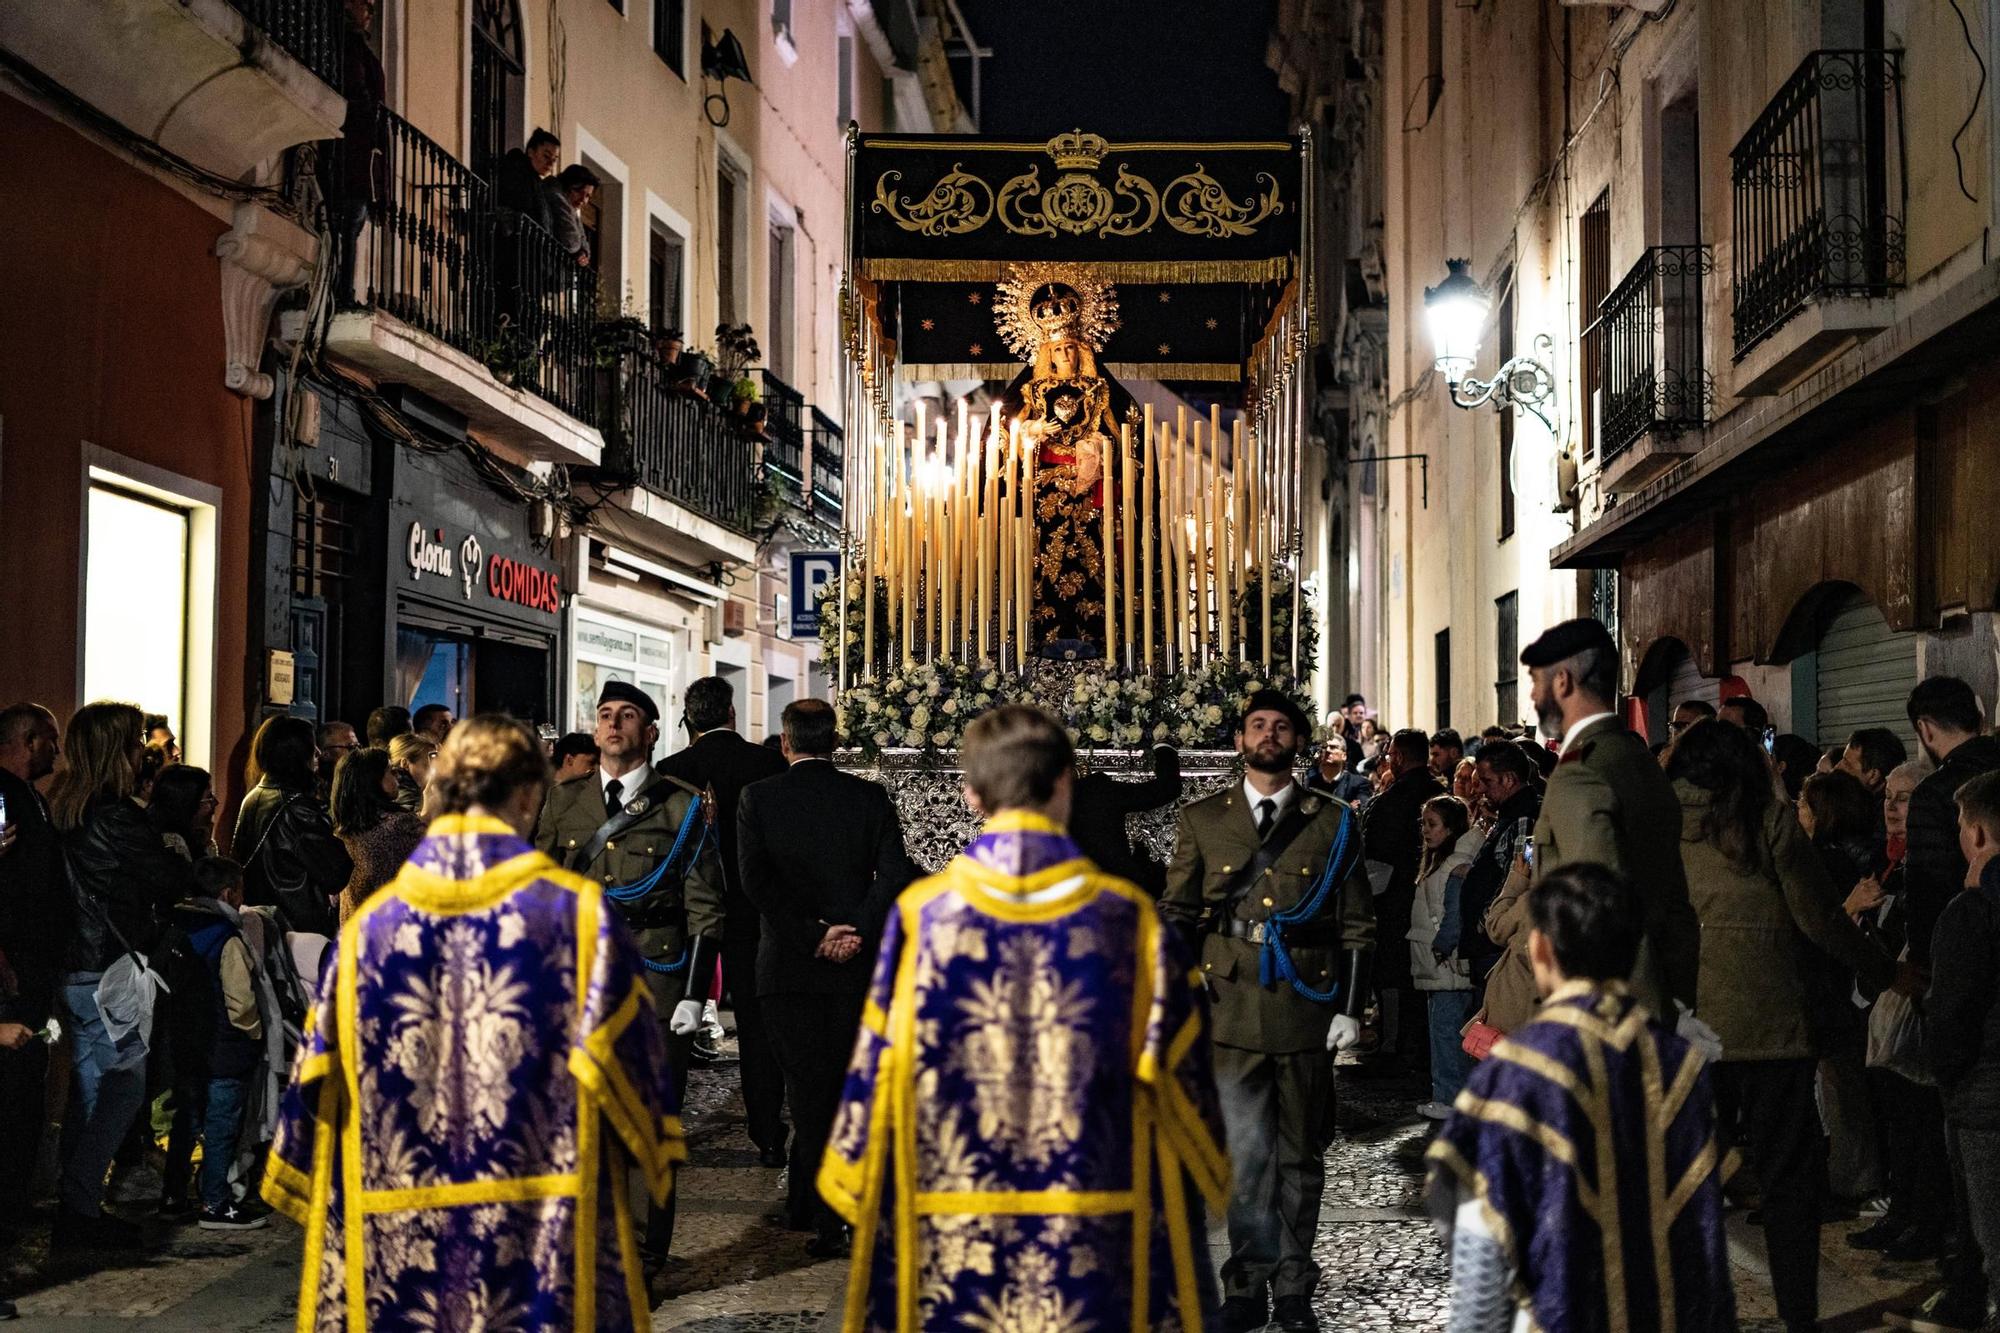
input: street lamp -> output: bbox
[1422,259,1557,433]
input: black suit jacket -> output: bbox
[736,760,919,997]
[1068,746,1182,896]
[657,729,786,928]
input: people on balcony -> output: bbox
[545,164,598,270]
[495,127,559,236]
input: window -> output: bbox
[1434,628,1452,731]
[1495,592,1519,727]
[1497,269,1516,539]
[82,458,219,768]
[653,0,684,76]
[1578,192,1611,460]
[607,0,623,11]
[469,0,525,184]
[771,0,792,38]
[1423,0,1443,119]
[649,223,684,336]
[767,217,795,381]
[571,607,675,738]
[717,163,743,325]
[836,30,855,128]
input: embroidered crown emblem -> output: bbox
[1045,129,1109,171]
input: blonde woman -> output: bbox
[387,732,437,817]
[47,701,197,1248]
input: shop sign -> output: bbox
[577,620,638,658]
[790,551,840,638]
[405,519,558,617]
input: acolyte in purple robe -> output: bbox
[1427,982,1736,1333]
[262,815,685,1333]
[818,810,1231,1333]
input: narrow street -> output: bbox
[0,1034,1931,1331]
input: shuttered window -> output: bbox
[1815,592,1917,751]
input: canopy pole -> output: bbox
[838,122,858,695]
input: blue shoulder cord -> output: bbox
[600,795,707,975]
[1255,804,1359,1004]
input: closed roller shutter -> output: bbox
[1815,593,1918,752]
[1667,647,1716,713]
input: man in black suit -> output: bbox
[656,675,789,1164]
[1067,744,1181,896]
[737,698,919,1255]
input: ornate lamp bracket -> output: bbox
[1445,333,1558,434]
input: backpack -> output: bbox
[158,919,219,1076]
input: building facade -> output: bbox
[1349,0,2000,742]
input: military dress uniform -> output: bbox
[536,764,726,1261]
[1162,778,1374,1312]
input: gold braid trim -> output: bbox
[859,257,1293,284]
[897,360,1245,382]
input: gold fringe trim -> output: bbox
[896,360,1245,383]
[860,138,1297,154]
[858,257,1294,285]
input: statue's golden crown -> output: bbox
[1045,130,1109,171]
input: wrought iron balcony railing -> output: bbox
[495,216,597,423]
[808,408,844,521]
[621,354,758,532]
[758,368,806,466]
[229,0,345,92]
[1731,49,1905,358]
[1598,244,1714,463]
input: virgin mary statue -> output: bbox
[994,263,1139,659]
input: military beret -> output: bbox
[598,680,660,722]
[1520,616,1616,669]
[1239,689,1311,737]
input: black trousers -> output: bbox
[723,932,788,1154]
[1715,1059,1824,1327]
[763,989,866,1238]
[640,966,695,1262]
[0,1040,49,1221]
[1870,1068,1952,1230]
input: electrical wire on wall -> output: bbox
[1947,0,1987,204]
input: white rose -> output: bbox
[1179,692,1197,708]
[1247,679,1265,692]
[874,731,892,748]
[1203,704,1223,725]
[942,697,960,715]
[903,729,924,748]
[864,698,881,714]
[932,731,953,747]
[1120,725,1142,745]
[910,705,932,729]
[982,672,999,690]
[906,690,921,704]
[1154,723,1169,740]
[926,678,943,697]
[1088,724,1109,742]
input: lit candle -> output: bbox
[864,424,879,678]
[1101,431,1116,666]
[1021,427,1036,660]
[937,420,953,658]
[900,423,914,665]
[1258,420,1271,667]
[1192,420,1209,667]
[1120,422,1135,671]
[1234,417,1249,661]
[1211,405,1229,663]
[1141,411,1155,674]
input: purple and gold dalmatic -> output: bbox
[818,811,1231,1333]
[1427,983,1736,1333]
[262,815,685,1333]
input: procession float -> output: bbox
[821,128,1319,863]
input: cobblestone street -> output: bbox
[0,1035,1952,1330]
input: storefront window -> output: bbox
[84,484,190,736]
[398,628,472,716]
[572,610,676,739]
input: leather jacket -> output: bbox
[64,795,196,974]
[233,780,352,936]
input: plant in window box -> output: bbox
[476,314,544,389]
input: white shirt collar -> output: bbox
[601,762,647,798]
[1561,711,1618,751]
[1242,776,1297,821]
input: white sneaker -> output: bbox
[1417,1101,1452,1121]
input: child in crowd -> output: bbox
[160,857,271,1230]
[1411,794,1481,1119]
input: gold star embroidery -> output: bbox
[969,342,984,357]
[1205,317,1219,330]
[1157,291,1172,303]
[968,291,983,304]
[920,318,936,331]
[1158,342,1172,356]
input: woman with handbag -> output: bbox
[232,716,351,937]
[48,701,196,1250]
[1667,720,1908,1333]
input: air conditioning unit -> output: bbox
[722,599,750,637]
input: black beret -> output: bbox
[1519,616,1616,669]
[598,680,660,723]
[1239,689,1311,737]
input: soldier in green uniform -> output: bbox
[1162,690,1375,1333]
[1521,616,1700,1020]
[535,680,726,1276]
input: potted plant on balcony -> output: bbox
[711,322,770,439]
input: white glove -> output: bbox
[670,999,703,1036]
[1326,1014,1363,1052]
[1674,1003,1723,1063]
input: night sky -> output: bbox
[953,1,1292,140]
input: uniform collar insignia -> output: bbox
[623,795,651,816]
[1301,795,1322,815]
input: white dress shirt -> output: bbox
[1242,776,1298,835]
[1560,711,1618,752]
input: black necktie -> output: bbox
[1256,798,1277,840]
[605,778,624,815]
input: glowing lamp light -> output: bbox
[1423,258,1490,386]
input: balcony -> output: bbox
[323,107,603,466]
[585,351,759,561]
[1596,244,1714,490]
[0,0,345,180]
[808,409,845,523]
[1730,49,1905,394]
[758,369,808,511]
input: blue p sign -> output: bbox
[790,551,840,638]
